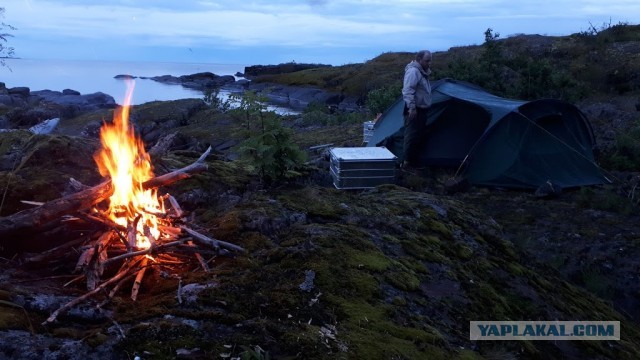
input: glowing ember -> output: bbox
[94,81,163,249]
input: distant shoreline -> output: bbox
[0,59,245,105]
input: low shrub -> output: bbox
[232,91,307,184]
[600,118,640,171]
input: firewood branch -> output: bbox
[142,146,211,190]
[181,226,246,253]
[103,239,190,265]
[43,258,143,325]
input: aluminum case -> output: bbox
[329,147,398,189]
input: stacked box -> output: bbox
[329,147,398,189]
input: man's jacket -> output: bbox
[402,60,432,112]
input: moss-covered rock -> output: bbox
[0,132,101,216]
[105,184,640,359]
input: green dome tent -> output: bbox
[367,79,610,189]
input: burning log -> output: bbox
[0,146,211,241]
[100,272,137,308]
[0,180,114,238]
[158,224,182,239]
[126,215,142,251]
[41,226,245,323]
[75,211,127,233]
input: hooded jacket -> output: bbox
[402,60,432,111]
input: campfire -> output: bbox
[0,81,244,325]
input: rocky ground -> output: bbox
[457,178,640,322]
[397,162,640,319]
[0,86,639,359]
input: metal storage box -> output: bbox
[329,147,398,189]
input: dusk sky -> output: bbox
[2,0,638,66]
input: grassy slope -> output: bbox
[253,25,640,102]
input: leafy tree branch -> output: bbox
[0,7,16,67]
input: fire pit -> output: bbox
[0,81,245,325]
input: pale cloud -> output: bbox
[306,0,329,6]
[5,0,423,46]
[2,0,638,64]
[580,2,640,17]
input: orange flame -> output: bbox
[94,81,162,249]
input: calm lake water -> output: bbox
[0,58,248,105]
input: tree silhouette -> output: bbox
[1,7,16,67]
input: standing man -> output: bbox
[402,50,432,171]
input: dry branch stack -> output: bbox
[0,147,246,324]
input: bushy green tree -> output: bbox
[300,101,332,126]
[0,7,16,67]
[511,56,585,101]
[300,101,366,126]
[203,87,232,112]
[231,90,270,132]
[439,28,587,101]
[233,90,306,183]
[438,28,505,93]
[601,118,640,171]
[476,28,509,94]
[366,83,401,115]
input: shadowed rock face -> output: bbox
[223,80,361,113]
[30,90,116,110]
[145,72,236,91]
[0,83,118,129]
[112,69,361,113]
[115,68,361,113]
[0,83,117,111]
[243,63,332,78]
